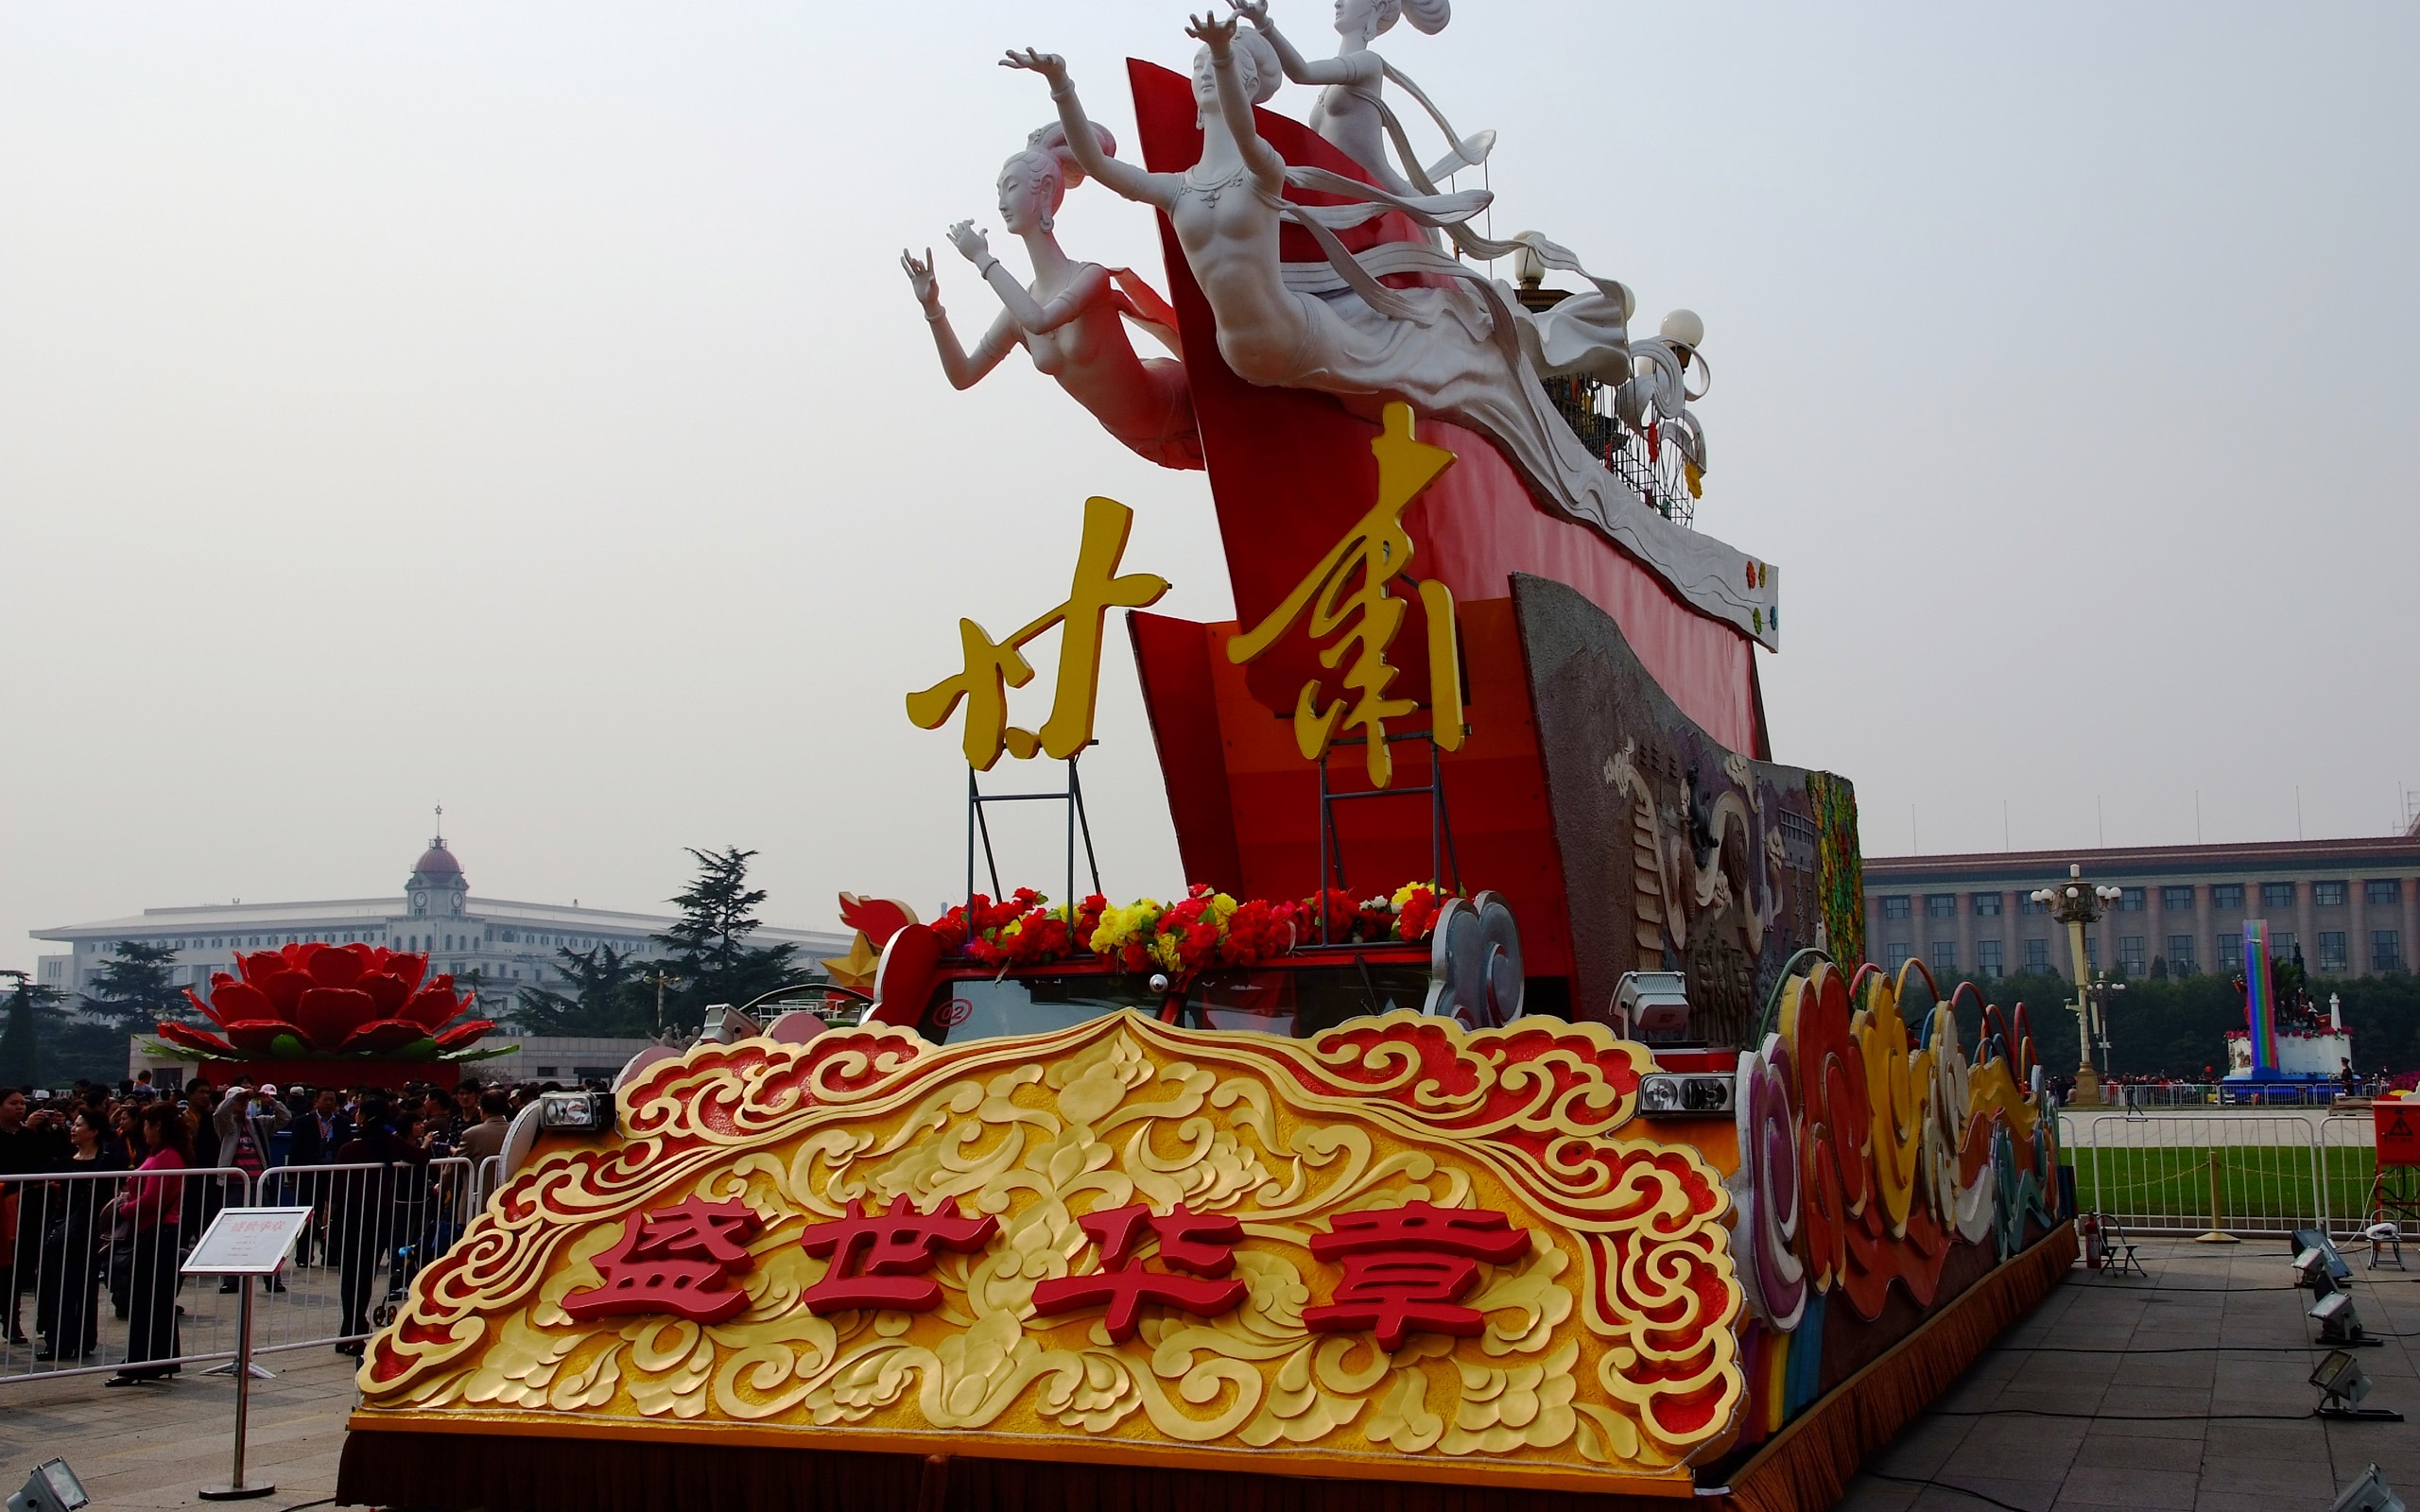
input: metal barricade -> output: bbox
[0,1165,250,1383]
[2069,1083,2378,1110]
[2059,1111,2327,1238]
[2057,1109,2407,1241]
[473,1155,505,1211]
[253,1157,475,1349]
[2318,1112,2411,1240]
[2,1157,486,1386]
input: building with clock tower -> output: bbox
[406,823,472,924]
[29,822,848,1017]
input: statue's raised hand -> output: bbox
[1000,48,1069,87]
[1185,10,1238,51]
[1226,0,1270,26]
[900,247,939,307]
[945,220,992,265]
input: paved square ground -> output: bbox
[1839,1235,2420,1512]
[2,1238,2412,1510]
[0,1347,360,1509]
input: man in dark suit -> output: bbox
[330,1095,427,1354]
[284,1088,353,1266]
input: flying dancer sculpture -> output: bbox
[903,123,1203,469]
[1230,0,1488,198]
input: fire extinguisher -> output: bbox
[2081,1211,2105,1269]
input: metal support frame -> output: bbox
[197,1276,274,1501]
[1312,728,1461,946]
[967,746,1101,917]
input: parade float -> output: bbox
[339,8,2073,1508]
[2222,919,2357,1098]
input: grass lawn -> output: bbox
[2066,1143,2380,1230]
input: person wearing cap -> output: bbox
[257,1083,296,1168]
[214,1084,290,1293]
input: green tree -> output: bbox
[51,1020,137,1086]
[1947,968,2420,1081]
[515,945,656,1037]
[652,847,802,1032]
[81,940,187,1027]
[1,972,61,1086]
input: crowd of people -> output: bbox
[0,1072,585,1385]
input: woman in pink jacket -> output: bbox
[109,1104,194,1385]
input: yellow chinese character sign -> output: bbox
[905,495,1168,770]
[1227,402,1465,789]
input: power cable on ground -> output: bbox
[1861,1470,2040,1512]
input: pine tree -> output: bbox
[81,940,187,1027]
[515,945,656,1037]
[652,848,801,1031]
[0,973,60,1087]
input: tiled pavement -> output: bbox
[2,1239,2411,1511]
[1838,1236,2420,1512]
[0,1346,359,1509]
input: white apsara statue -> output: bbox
[1229,0,1490,198]
[902,123,1203,469]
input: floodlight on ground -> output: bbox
[2330,1467,2406,1512]
[2312,1349,2404,1421]
[2309,1288,2381,1348]
[8,1460,88,1512]
[2294,1228,2354,1281]
[2295,1246,2334,1289]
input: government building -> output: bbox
[30,831,851,1013]
[1861,825,2420,982]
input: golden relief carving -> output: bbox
[354,1010,1742,1492]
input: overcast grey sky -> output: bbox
[3,2,2414,961]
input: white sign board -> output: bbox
[182,1207,314,1277]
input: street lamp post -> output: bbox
[2085,972,2126,1094]
[2031,864,2123,1107]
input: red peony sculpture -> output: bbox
[153,941,502,1063]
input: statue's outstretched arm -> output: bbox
[1192,14,1285,184]
[946,221,1112,335]
[1002,50,1175,210]
[1229,0,1358,86]
[903,247,1018,388]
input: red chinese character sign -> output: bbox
[352,1010,1740,1495]
[798,1197,999,1312]
[562,1196,765,1324]
[1029,1202,1247,1342]
[1305,1201,1532,1349]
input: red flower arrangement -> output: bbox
[1301,884,1446,946]
[934,890,1111,970]
[151,941,504,1063]
[1393,884,1445,941]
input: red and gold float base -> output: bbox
[338,982,2069,1512]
